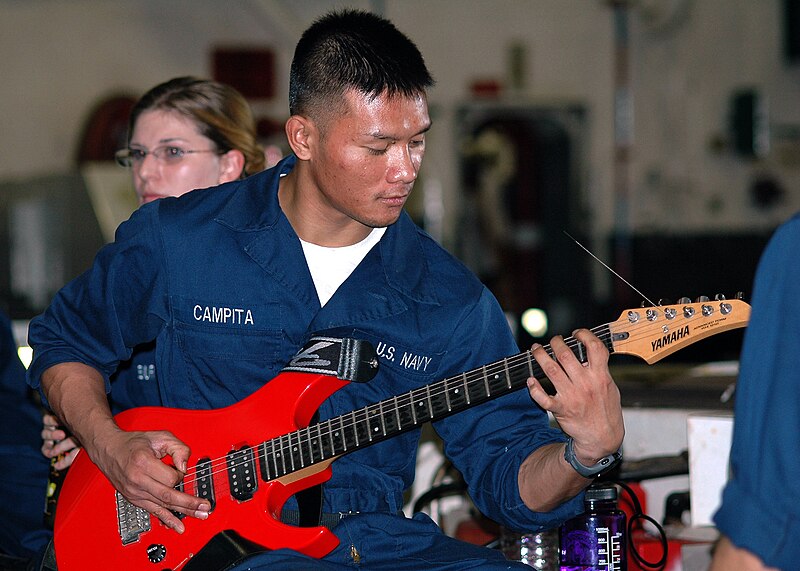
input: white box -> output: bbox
[687,413,734,527]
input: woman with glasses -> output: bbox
[0,76,265,568]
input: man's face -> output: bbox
[306,88,431,230]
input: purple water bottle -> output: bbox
[559,484,627,571]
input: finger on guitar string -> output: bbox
[94,428,210,534]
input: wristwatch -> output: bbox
[563,436,622,478]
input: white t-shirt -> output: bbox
[300,227,386,306]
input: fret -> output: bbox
[466,372,487,405]
[462,372,471,405]
[412,388,431,424]
[257,442,271,481]
[268,440,280,478]
[444,379,452,412]
[355,408,371,447]
[381,399,398,435]
[311,423,324,462]
[409,391,418,425]
[428,380,449,418]
[397,394,415,430]
[279,434,290,474]
[392,395,403,432]
[505,357,513,389]
[486,366,507,395]
[483,365,491,397]
[287,432,300,470]
[448,378,467,410]
[298,426,313,465]
[379,401,387,435]
[425,385,434,419]
[573,339,587,363]
[293,430,304,468]
[338,415,348,453]
[323,419,335,457]
[527,350,536,379]
[351,410,360,447]
[366,404,381,441]
[305,427,317,464]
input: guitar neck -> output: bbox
[254,297,751,483]
[257,324,613,482]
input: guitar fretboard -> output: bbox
[256,325,613,483]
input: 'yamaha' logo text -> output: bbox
[651,325,690,352]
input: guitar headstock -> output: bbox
[608,295,751,364]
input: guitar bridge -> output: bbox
[116,491,151,545]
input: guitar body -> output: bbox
[54,371,347,571]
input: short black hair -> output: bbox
[289,9,434,118]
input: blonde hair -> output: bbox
[129,77,266,176]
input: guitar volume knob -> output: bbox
[147,544,167,564]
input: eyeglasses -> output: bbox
[114,145,220,168]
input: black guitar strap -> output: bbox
[282,336,379,383]
[182,530,267,571]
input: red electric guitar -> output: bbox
[53,297,750,570]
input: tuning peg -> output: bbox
[658,298,672,306]
[695,295,709,302]
[678,297,692,304]
[735,291,745,300]
[714,293,726,300]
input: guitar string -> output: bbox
[173,305,726,493]
[174,303,732,493]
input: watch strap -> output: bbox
[563,436,622,478]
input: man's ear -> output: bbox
[285,115,316,160]
[218,149,247,183]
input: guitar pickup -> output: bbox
[227,445,258,502]
[195,457,216,511]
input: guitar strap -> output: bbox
[282,336,379,383]
[182,530,267,571]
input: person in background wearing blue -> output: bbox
[27,10,624,570]
[0,309,51,568]
[0,76,264,570]
[710,213,800,571]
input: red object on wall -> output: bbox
[212,47,275,99]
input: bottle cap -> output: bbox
[586,485,617,501]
